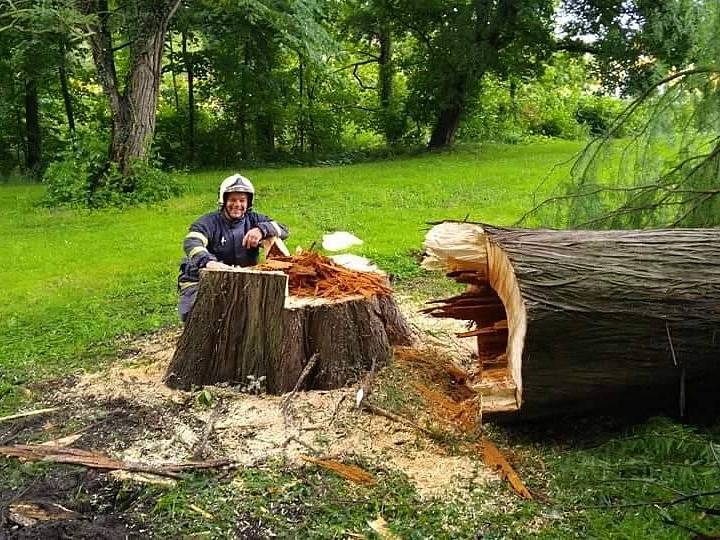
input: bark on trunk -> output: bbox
[427,101,463,150]
[81,0,181,176]
[24,77,41,173]
[181,30,195,164]
[165,269,414,393]
[58,52,75,134]
[378,26,392,110]
[423,222,720,419]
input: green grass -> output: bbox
[0,140,581,408]
[3,140,719,538]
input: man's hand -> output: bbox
[242,227,263,248]
[206,260,232,271]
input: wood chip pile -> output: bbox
[257,252,392,299]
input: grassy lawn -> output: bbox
[0,140,579,399]
[2,140,719,539]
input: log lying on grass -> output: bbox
[423,222,720,419]
[165,254,414,393]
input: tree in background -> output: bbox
[0,2,90,177]
[523,0,720,228]
[342,0,407,145]
[395,0,555,149]
[78,0,181,176]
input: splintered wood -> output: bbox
[480,439,533,500]
[389,346,532,499]
[394,347,478,431]
[301,455,376,486]
[257,252,392,299]
[423,277,512,403]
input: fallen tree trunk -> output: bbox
[423,222,720,419]
[165,267,413,393]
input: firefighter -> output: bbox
[177,173,289,322]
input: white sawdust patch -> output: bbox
[56,294,491,498]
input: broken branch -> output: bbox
[0,407,60,424]
[0,444,234,480]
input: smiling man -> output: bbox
[177,173,289,322]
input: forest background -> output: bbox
[3,0,717,231]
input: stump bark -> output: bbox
[164,268,414,393]
[423,222,720,419]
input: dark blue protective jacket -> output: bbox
[178,210,289,287]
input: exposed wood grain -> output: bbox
[424,222,720,419]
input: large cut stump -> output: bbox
[423,222,720,420]
[165,267,413,393]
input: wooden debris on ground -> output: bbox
[256,251,392,299]
[413,382,479,432]
[480,438,533,500]
[301,455,376,486]
[40,433,84,448]
[191,400,223,461]
[0,407,60,424]
[367,516,401,540]
[394,346,470,386]
[360,401,435,438]
[280,353,320,418]
[0,444,234,480]
[8,501,81,527]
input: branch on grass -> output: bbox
[280,353,319,422]
[191,399,223,461]
[0,408,60,424]
[360,401,435,438]
[0,444,235,480]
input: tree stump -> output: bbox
[164,268,414,393]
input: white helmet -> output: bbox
[218,174,255,208]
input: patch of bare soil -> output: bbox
[0,468,145,539]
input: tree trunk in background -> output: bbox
[80,0,181,176]
[298,53,305,153]
[428,101,464,149]
[168,34,180,113]
[182,30,195,164]
[24,77,41,174]
[378,24,398,143]
[165,269,414,393]
[256,114,275,158]
[58,51,75,134]
[378,27,392,109]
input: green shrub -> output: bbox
[43,128,183,208]
[575,95,628,136]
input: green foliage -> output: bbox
[545,417,720,538]
[43,129,183,208]
[523,0,720,229]
[575,95,628,136]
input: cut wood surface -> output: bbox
[166,258,414,394]
[424,221,720,419]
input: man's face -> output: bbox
[224,192,249,219]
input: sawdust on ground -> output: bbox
[47,296,491,499]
